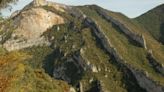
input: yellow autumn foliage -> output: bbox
[0,51,31,92]
[0,51,31,67]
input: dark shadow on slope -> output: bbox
[159,23,164,44]
[88,27,146,92]
[64,51,85,85]
[86,80,102,92]
[111,23,142,47]
[110,57,147,92]
[43,48,85,85]
[43,48,62,77]
[146,52,164,76]
[93,33,146,92]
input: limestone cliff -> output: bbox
[2,0,66,51]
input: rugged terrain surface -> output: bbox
[0,0,164,92]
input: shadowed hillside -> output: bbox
[135,4,164,44]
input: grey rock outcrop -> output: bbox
[130,68,164,92]
[53,51,87,84]
[2,2,65,51]
[83,17,164,92]
[93,6,147,49]
[3,37,50,51]
[147,50,164,76]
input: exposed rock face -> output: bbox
[33,0,68,12]
[91,65,98,73]
[83,17,164,92]
[3,6,65,51]
[53,51,87,84]
[33,0,47,7]
[13,7,64,39]
[46,1,67,12]
[69,87,76,92]
[147,50,164,76]
[3,37,50,51]
[1,2,164,91]
[93,7,147,49]
[130,68,164,92]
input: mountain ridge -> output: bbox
[0,0,164,92]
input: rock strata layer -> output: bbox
[83,17,164,92]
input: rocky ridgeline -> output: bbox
[10,0,67,19]
[2,0,66,51]
[92,6,147,49]
[33,0,47,7]
[32,0,68,13]
[83,17,164,92]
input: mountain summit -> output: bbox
[0,1,164,92]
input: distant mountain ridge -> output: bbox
[135,4,164,44]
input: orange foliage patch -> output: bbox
[0,51,30,92]
[0,76,10,92]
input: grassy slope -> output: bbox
[0,16,70,91]
[0,6,84,91]
[81,28,127,92]
[43,5,130,92]
[134,4,164,43]
[104,6,164,67]
[0,47,70,92]
[79,6,164,86]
